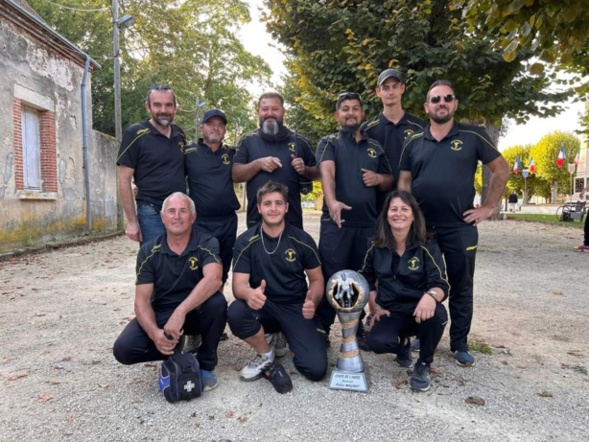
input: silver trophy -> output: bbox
[326,270,370,392]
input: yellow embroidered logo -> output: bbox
[404,129,414,139]
[179,141,185,152]
[288,142,296,152]
[188,257,199,271]
[450,140,463,151]
[367,148,377,158]
[285,249,297,262]
[137,128,150,136]
[221,153,230,165]
[408,257,420,271]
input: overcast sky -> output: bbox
[241,1,587,151]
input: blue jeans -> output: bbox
[137,204,165,244]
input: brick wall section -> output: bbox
[13,98,24,190]
[39,111,57,192]
[12,99,58,192]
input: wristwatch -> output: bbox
[426,290,439,302]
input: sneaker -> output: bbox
[454,350,476,367]
[200,369,219,392]
[575,244,589,252]
[410,338,420,352]
[395,339,413,368]
[240,352,275,381]
[270,332,288,358]
[410,360,431,391]
[262,362,293,394]
[182,335,201,353]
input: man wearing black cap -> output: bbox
[315,92,393,338]
[363,69,425,199]
[117,85,186,244]
[232,92,319,230]
[185,109,240,286]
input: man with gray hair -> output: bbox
[113,192,227,391]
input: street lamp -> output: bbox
[521,169,529,205]
[112,0,135,230]
[567,163,576,201]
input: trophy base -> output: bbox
[328,368,369,392]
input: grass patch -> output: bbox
[506,213,585,229]
[468,341,493,355]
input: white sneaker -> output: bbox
[270,332,288,358]
[240,352,275,381]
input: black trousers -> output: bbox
[193,213,238,284]
[367,304,448,364]
[583,213,589,246]
[227,299,327,381]
[316,220,374,334]
[430,224,478,353]
[113,292,227,371]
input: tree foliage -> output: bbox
[27,0,270,138]
[452,0,589,68]
[263,0,572,134]
[530,131,581,197]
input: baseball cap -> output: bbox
[377,69,403,86]
[201,109,227,124]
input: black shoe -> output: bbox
[356,327,372,352]
[410,360,431,392]
[395,339,412,368]
[262,362,293,394]
[219,332,229,341]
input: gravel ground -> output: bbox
[0,213,588,441]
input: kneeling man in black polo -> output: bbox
[113,192,227,391]
[228,181,327,390]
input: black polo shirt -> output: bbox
[316,131,392,227]
[184,141,240,218]
[363,112,425,186]
[399,122,501,227]
[234,129,316,229]
[360,239,449,315]
[232,223,321,305]
[136,230,221,310]
[117,120,186,211]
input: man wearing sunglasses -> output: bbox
[315,92,393,339]
[398,80,510,367]
[233,92,319,230]
[117,85,186,244]
[363,69,425,205]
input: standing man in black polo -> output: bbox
[185,109,239,287]
[112,192,227,391]
[227,181,326,391]
[398,80,510,366]
[117,85,186,244]
[315,92,393,338]
[232,92,319,230]
[363,69,425,198]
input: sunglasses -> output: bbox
[429,94,455,104]
[336,92,362,109]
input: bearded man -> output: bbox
[232,92,319,229]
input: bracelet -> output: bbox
[426,290,438,302]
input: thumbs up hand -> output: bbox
[247,279,267,310]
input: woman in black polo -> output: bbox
[361,190,449,392]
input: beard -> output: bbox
[340,122,360,135]
[154,114,173,127]
[261,118,281,136]
[429,108,454,125]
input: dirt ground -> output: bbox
[0,213,587,441]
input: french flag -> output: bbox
[556,147,566,168]
[513,156,521,175]
[528,157,536,174]
[573,151,580,166]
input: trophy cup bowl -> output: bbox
[326,270,370,391]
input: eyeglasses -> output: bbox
[336,92,362,109]
[149,84,171,91]
[429,94,455,104]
